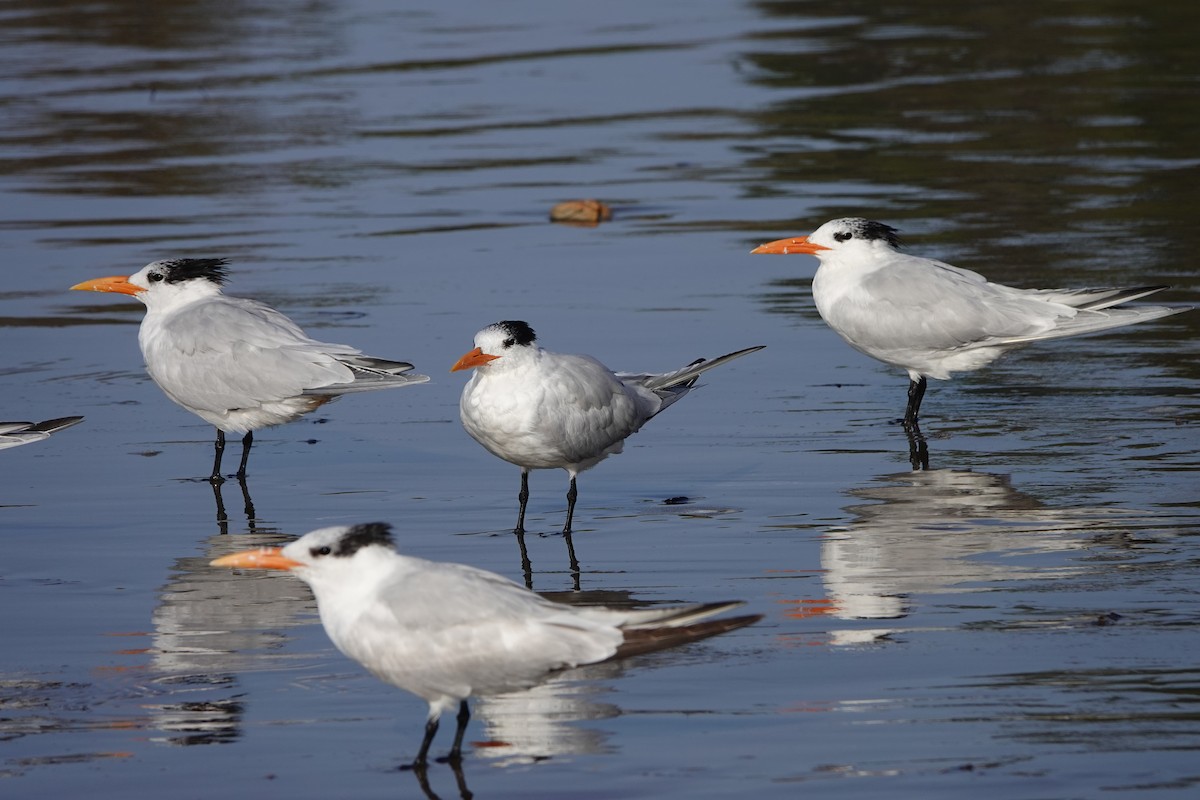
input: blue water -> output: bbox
[2,1,1198,797]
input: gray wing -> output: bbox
[833,257,1072,351]
[542,354,655,460]
[358,560,622,694]
[144,296,364,413]
[303,355,430,395]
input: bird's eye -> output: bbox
[310,545,332,557]
[148,272,164,282]
[501,337,514,349]
[834,231,852,242]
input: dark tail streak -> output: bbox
[613,614,762,660]
[1075,285,1168,310]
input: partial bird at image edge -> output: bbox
[0,416,85,450]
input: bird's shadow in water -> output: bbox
[207,475,257,535]
[512,529,581,591]
[145,515,294,745]
[805,464,1128,635]
[901,421,930,471]
[407,760,474,800]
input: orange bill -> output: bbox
[750,236,830,255]
[451,347,501,372]
[210,547,303,571]
[70,275,143,296]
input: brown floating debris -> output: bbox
[549,199,612,226]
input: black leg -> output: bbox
[904,376,927,427]
[563,475,581,582]
[563,475,578,535]
[445,700,470,764]
[235,431,253,479]
[514,471,533,587]
[413,715,439,768]
[514,470,529,535]
[209,429,226,484]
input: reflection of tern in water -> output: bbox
[796,469,1122,642]
[467,590,645,764]
[468,582,767,765]
[471,628,728,765]
[469,668,620,764]
[0,416,83,449]
[146,527,308,746]
[208,474,257,535]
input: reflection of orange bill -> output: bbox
[777,597,837,619]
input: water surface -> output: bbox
[2,1,1198,798]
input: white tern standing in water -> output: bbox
[452,320,763,538]
[211,522,760,767]
[753,218,1188,426]
[71,259,428,481]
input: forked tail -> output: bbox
[638,345,765,393]
[305,356,431,395]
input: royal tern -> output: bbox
[752,218,1188,425]
[0,416,84,450]
[71,259,429,481]
[211,522,760,767]
[452,320,763,538]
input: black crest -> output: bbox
[160,258,230,285]
[495,320,537,349]
[333,522,395,556]
[839,219,901,249]
[859,219,902,248]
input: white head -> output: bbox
[70,258,231,306]
[210,522,400,594]
[751,218,902,259]
[450,320,539,373]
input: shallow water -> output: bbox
[2,1,1199,797]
